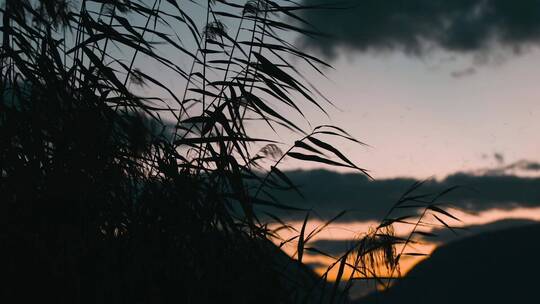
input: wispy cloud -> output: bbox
[451,67,477,78]
[473,159,540,175]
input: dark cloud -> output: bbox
[475,159,540,175]
[508,159,540,171]
[261,167,540,222]
[494,152,505,164]
[305,261,327,269]
[450,67,476,78]
[297,0,540,59]
[309,239,355,257]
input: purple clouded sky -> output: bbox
[135,0,540,179]
[276,48,540,179]
[263,0,540,179]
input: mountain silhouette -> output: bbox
[355,223,540,304]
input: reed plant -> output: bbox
[0,1,458,302]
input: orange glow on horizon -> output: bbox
[271,206,540,282]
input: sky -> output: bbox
[101,0,540,291]
[128,0,540,179]
[258,0,540,291]
[285,50,540,179]
[138,0,540,283]
[121,1,540,181]
[3,0,539,300]
[266,0,540,179]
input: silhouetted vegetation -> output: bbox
[355,223,540,304]
[0,1,458,303]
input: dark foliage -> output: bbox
[0,1,458,303]
[355,224,540,304]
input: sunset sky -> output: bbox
[6,1,540,302]
[272,0,540,179]
[149,0,540,179]
[131,0,540,178]
[281,49,540,179]
[259,0,540,290]
[137,0,540,289]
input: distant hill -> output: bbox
[355,223,540,304]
